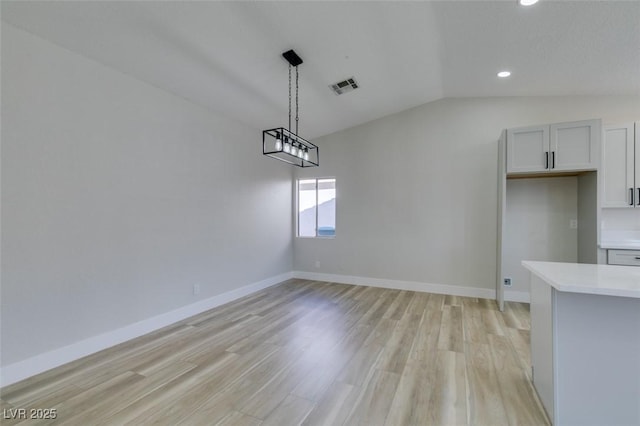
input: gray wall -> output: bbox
[294,96,640,291]
[1,24,293,366]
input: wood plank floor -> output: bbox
[1,279,549,425]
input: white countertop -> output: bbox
[522,261,640,299]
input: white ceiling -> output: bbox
[2,1,639,139]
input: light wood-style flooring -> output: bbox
[1,279,549,425]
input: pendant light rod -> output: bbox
[295,65,299,136]
[283,50,303,135]
[288,64,292,132]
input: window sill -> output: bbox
[296,236,336,240]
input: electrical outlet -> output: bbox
[570,219,578,229]
[193,284,201,295]
[503,278,512,287]
[315,261,320,268]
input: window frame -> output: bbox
[296,177,336,239]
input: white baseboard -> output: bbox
[504,290,530,303]
[292,271,496,300]
[0,272,293,388]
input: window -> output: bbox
[298,178,336,237]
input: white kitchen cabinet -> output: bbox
[506,119,600,174]
[602,122,639,207]
[608,249,640,266]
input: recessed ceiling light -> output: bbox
[519,0,539,6]
[497,71,512,78]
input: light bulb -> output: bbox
[298,148,304,159]
[291,145,298,156]
[518,0,538,6]
[283,142,291,153]
[274,135,282,151]
[303,150,309,161]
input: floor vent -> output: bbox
[330,77,359,95]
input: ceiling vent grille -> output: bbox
[330,77,359,95]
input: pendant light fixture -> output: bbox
[263,50,319,167]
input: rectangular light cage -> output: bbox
[263,127,319,167]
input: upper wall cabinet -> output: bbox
[602,122,639,208]
[506,119,601,175]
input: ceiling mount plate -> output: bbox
[282,49,303,67]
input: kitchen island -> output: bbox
[523,261,640,426]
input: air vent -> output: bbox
[330,77,359,95]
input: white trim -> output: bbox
[0,272,293,388]
[293,271,496,299]
[504,290,531,303]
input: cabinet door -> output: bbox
[550,119,600,171]
[506,125,549,173]
[602,123,634,207]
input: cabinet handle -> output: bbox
[552,151,555,169]
[637,188,639,206]
[635,257,640,260]
[630,188,634,206]
[544,152,549,169]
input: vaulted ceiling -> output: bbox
[2,1,639,139]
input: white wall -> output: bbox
[294,96,640,295]
[602,209,640,232]
[504,177,578,295]
[577,172,599,264]
[1,24,293,367]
